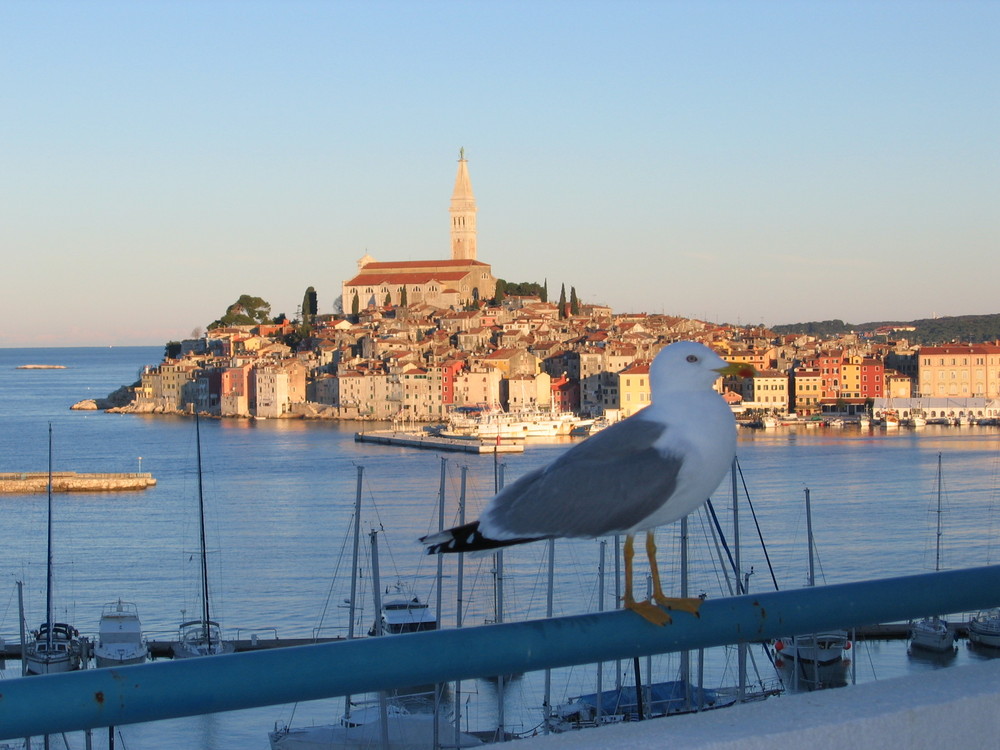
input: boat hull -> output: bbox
[968,611,1000,648]
[909,618,955,653]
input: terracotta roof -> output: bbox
[362,259,488,270]
[344,271,471,286]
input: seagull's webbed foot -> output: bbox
[624,594,672,626]
[651,594,703,617]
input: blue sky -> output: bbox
[3,1,997,346]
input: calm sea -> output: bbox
[2,346,1000,749]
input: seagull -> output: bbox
[421,340,755,625]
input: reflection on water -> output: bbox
[3,347,1000,747]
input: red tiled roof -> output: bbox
[344,271,470,286]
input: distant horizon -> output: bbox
[6,2,997,348]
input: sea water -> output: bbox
[2,346,1000,749]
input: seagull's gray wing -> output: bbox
[480,416,683,539]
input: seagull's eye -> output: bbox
[686,355,699,363]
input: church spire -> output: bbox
[450,148,477,261]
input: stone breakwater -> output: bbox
[0,472,157,493]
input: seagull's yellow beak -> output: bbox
[715,361,757,379]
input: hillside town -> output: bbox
[104,303,1000,426]
[100,152,1000,426]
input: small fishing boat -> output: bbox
[94,599,149,667]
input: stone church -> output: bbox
[341,150,498,312]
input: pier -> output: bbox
[0,472,157,493]
[354,430,524,454]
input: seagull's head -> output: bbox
[651,341,757,393]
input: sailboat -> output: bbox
[23,425,83,675]
[909,453,956,653]
[172,415,234,659]
[269,465,481,750]
[772,489,849,669]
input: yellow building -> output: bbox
[918,345,1000,398]
[617,362,651,419]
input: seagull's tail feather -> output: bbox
[421,521,544,555]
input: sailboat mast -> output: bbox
[805,488,815,588]
[195,415,212,644]
[935,453,943,572]
[45,423,54,649]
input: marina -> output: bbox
[3,346,1000,749]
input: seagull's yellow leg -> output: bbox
[647,530,703,617]
[623,534,671,626]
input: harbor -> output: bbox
[4,347,1000,748]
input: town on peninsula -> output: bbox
[79,154,1000,427]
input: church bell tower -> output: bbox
[449,148,477,261]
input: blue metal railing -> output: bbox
[4,564,1000,740]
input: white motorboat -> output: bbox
[172,415,235,659]
[94,599,149,667]
[372,592,438,636]
[773,632,849,666]
[24,426,83,676]
[968,609,1000,648]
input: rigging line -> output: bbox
[735,458,780,591]
[704,499,738,592]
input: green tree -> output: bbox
[492,279,507,305]
[164,341,182,360]
[542,279,548,303]
[301,286,318,323]
[351,292,360,316]
[209,294,272,329]
[557,283,567,319]
[384,291,392,307]
[399,286,408,306]
[570,286,580,315]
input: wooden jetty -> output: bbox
[355,430,524,454]
[0,472,157,493]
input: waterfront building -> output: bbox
[452,367,503,410]
[341,151,497,311]
[917,344,1000,399]
[740,369,790,413]
[791,365,823,415]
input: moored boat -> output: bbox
[909,616,955,653]
[172,415,234,659]
[24,426,83,676]
[909,454,955,654]
[968,609,1000,648]
[94,599,149,667]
